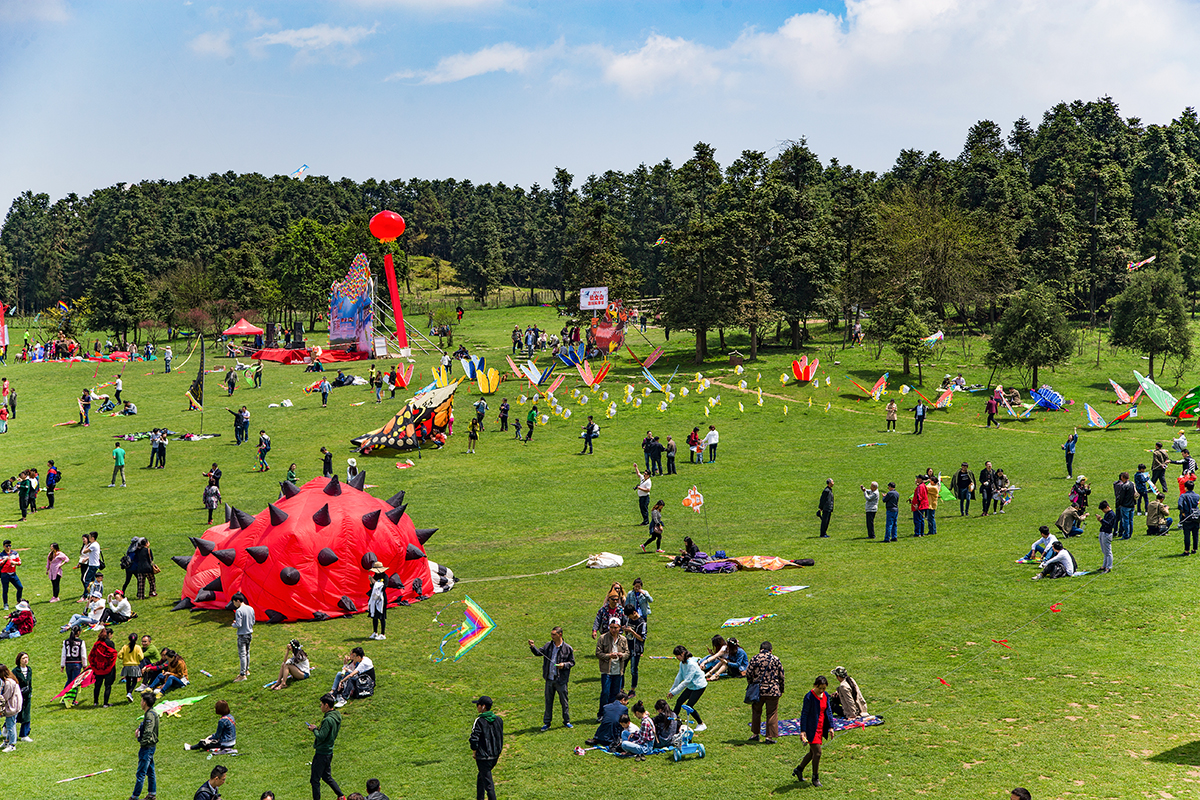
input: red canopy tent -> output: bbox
[223,318,265,336]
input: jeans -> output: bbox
[0,572,22,605]
[64,662,82,686]
[925,508,937,535]
[476,757,498,800]
[865,511,876,538]
[1136,491,1148,513]
[621,738,654,756]
[311,751,342,800]
[1152,467,1167,494]
[543,679,570,726]
[638,495,649,525]
[666,456,675,474]
[1118,506,1134,539]
[1184,522,1199,552]
[581,434,593,454]
[150,674,186,694]
[959,496,971,516]
[599,672,624,716]
[912,509,925,536]
[2,714,14,746]
[82,565,97,590]
[885,508,898,541]
[913,416,923,434]
[132,745,156,797]
[708,444,717,462]
[237,633,252,675]
[1099,530,1113,571]
[1066,451,1075,477]
[629,652,642,688]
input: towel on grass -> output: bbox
[757,715,884,737]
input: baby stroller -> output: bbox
[669,705,706,761]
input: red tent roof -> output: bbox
[223,317,265,336]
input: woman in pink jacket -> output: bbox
[46,543,70,603]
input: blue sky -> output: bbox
[4,0,1200,209]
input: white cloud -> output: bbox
[0,0,69,22]
[601,34,722,96]
[255,23,377,50]
[243,9,278,32]
[189,30,233,59]
[389,42,545,84]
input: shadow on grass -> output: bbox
[1150,741,1200,765]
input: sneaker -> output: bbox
[334,699,347,708]
[368,633,377,640]
[1,744,14,752]
[565,723,574,728]
[540,725,550,732]
[693,723,707,732]
[127,692,134,702]
[233,675,247,682]
[184,743,192,750]
[1031,574,1042,581]
[108,484,115,488]
[18,736,32,743]
[49,597,60,603]
[377,634,386,640]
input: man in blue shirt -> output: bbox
[1178,480,1200,556]
[1063,428,1078,478]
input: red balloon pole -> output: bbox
[383,253,409,351]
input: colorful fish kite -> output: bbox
[1127,254,1156,271]
[921,330,944,348]
[791,356,819,382]
[1084,403,1106,427]
[767,585,809,595]
[289,164,309,179]
[433,595,497,662]
[682,485,704,513]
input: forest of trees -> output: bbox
[4,96,1200,366]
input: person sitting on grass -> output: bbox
[61,596,104,632]
[97,590,133,627]
[652,699,679,747]
[619,701,657,761]
[586,689,630,747]
[136,648,173,689]
[698,635,727,674]
[269,639,311,690]
[704,636,748,680]
[830,666,873,720]
[120,400,137,415]
[1032,541,1076,580]
[1147,492,1173,536]
[185,699,236,751]
[331,647,375,707]
[1019,526,1059,563]
[145,650,189,697]
[0,600,34,639]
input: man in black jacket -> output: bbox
[469,695,503,800]
[1113,471,1137,540]
[528,627,574,731]
[818,479,834,538]
[193,764,227,800]
[586,690,630,747]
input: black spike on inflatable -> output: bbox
[279,567,301,586]
[195,589,216,603]
[414,528,437,545]
[337,595,357,614]
[246,546,270,564]
[171,555,192,570]
[312,504,331,527]
[347,471,366,491]
[202,576,222,593]
[265,609,287,624]
[171,597,194,611]
[191,537,217,557]
[223,601,236,612]
[233,508,256,530]
[268,503,289,526]
[386,573,404,590]
[280,481,301,499]
[312,611,330,621]
[324,475,342,496]
[360,552,379,570]
[411,577,424,598]
[386,490,406,508]
[404,543,425,561]
[213,548,237,567]
[317,547,339,567]
[224,504,232,523]
[227,507,243,530]
[360,509,381,531]
[385,505,406,525]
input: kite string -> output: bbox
[456,559,588,584]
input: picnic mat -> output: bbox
[757,715,885,737]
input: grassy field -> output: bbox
[3,307,1200,800]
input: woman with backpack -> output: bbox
[131,538,157,600]
[120,537,140,595]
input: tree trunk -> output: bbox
[748,324,758,361]
[718,327,726,350]
[775,321,782,343]
[789,319,800,349]
[916,355,923,385]
[1149,351,1155,381]
[694,327,705,364]
[902,352,910,375]
[1032,363,1038,389]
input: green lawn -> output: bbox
[3,308,1199,800]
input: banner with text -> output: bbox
[580,286,609,311]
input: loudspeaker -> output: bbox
[293,322,304,340]
[265,323,278,348]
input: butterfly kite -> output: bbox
[627,344,664,369]
[457,355,484,380]
[642,364,679,393]
[576,360,611,388]
[791,357,819,382]
[476,368,501,394]
[1108,379,1143,405]
[922,330,945,348]
[557,343,586,368]
[432,595,497,662]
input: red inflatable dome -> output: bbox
[173,474,454,623]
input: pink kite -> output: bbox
[792,357,819,382]
[576,360,611,388]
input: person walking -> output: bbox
[912,400,926,434]
[595,617,629,718]
[702,425,719,462]
[667,644,708,732]
[1063,428,1078,478]
[791,676,835,787]
[979,462,996,517]
[45,460,59,509]
[642,500,665,553]
[1113,471,1136,540]
[305,694,344,800]
[665,436,677,474]
[524,405,537,443]
[469,695,503,800]
[204,477,221,524]
[528,627,574,731]
[13,652,30,742]
[473,397,488,431]
[231,592,254,682]
[861,482,879,539]
[110,443,127,488]
[256,430,271,472]
[467,416,480,454]
[130,691,159,799]
[580,415,597,454]
[634,467,652,526]
[0,540,22,610]
[885,399,897,433]
[319,377,331,408]
[320,447,333,478]
[817,478,834,538]
[984,395,999,428]
[882,482,900,542]
[498,399,509,432]
[746,640,785,744]
[1152,441,1170,493]
[953,463,975,516]
[1096,500,1116,573]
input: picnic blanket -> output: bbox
[757,715,885,737]
[598,744,675,758]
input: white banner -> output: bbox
[580,286,609,311]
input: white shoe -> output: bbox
[108,484,115,488]
[693,723,707,732]
[127,692,134,702]
[1,745,13,752]
[184,743,192,750]
[18,736,31,743]
[378,634,386,640]
[334,699,347,708]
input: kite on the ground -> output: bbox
[476,368,501,394]
[1084,403,1106,428]
[557,343,587,368]
[791,357,819,382]
[430,366,453,388]
[721,613,777,628]
[934,388,953,409]
[626,344,663,369]
[432,595,496,662]
[922,330,945,348]
[682,485,704,513]
[848,374,887,400]
[1021,385,1067,417]
[457,355,483,380]
[642,364,679,393]
[542,374,566,397]
[1165,382,1200,420]
[1106,406,1137,429]
[576,360,611,388]
[515,359,556,388]
[352,382,458,453]
[1127,255,1156,271]
[1133,370,1180,416]
[767,585,810,595]
[1109,379,1132,404]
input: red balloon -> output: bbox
[369,210,406,242]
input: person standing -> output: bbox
[686,427,701,464]
[1063,428,1078,478]
[1178,479,1200,556]
[642,500,665,553]
[319,377,331,408]
[984,395,999,428]
[0,540,22,610]
[885,399,897,433]
[623,604,647,690]
[1112,471,1136,540]
[1135,463,1152,515]
[912,400,926,434]
[882,482,900,543]
[0,664,20,752]
[791,676,835,787]
[667,644,708,731]
[860,482,879,539]
[387,366,397,399]
[254,361,263,389]
[498,399,509,432]
[528,627,574,731]
[367,567,387,640]
[320,447,333,478]
[953,463,975,516]
[467,417,480,454]
[925,473,940,535]
[1096,500,1116,573]
[90,628,118,706]
[79,388,91,426]
[634,467,652,526]
[979,462,996,517]
[746,640,785,744]
[817,478,834,538]
[306,694,344,800]
[473,397,488,430]
[45,460,59,509]
[665,436,677,474]
[163,345,172,373]
[640,431,654,472]
[80,532,101,595]
[702,425,719,462]
[257,430,271,472]
[131,691,159,799]
[469,695,503,800]
[46,543,69,603]
[524,405,536,443]
[131,538,157,600]
[115,375,123,403]
[204,477,222,524]
[13,652,30,742]
[910,477,928,537]
[231,593,255,682]
[110,443,127,488]
[580,415,597,454]
[1152,441,1170,494]
[595,617,629,715]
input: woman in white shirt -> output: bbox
[702,426,719,463]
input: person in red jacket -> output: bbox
[910,477,930,537]
[88,628,119,707]
[0,540,22,610]
[0,600,34,639]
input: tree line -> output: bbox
[1,96,1199,371]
